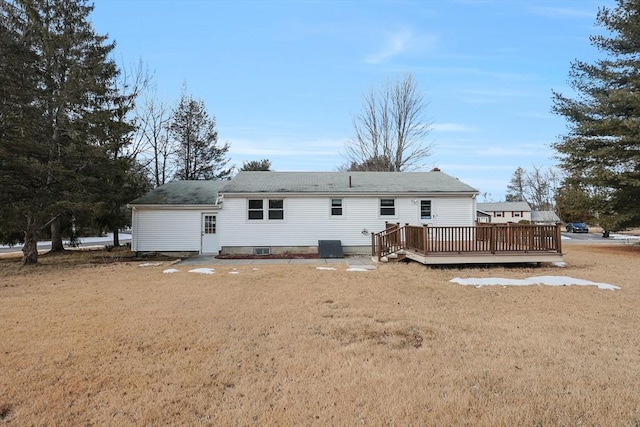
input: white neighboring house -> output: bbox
[218,170,478,255]
[129,170,479,256]
[129,180,225,255]
[476,202,532,224]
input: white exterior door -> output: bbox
[418,199,437,226]
[201,213,220,254]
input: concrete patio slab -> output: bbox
[176,255,375,267]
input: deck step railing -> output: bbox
[372,223,562,261]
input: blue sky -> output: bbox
[90,0,615,200]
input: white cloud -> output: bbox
[528,6,598,20]
[364,28,437,64]
[456,88,537,105]
[431,123,478,133]
[515,111,554,120]
[229,136,345,158]
[439,163,515,172]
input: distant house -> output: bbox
[531,210,562,225]
[476,202,532,223]
[129,170,479,256]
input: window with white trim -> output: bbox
[268,199,284,220]
[331,198,343,216]
[203,215,216,233]
[380,199,395,216]
[248,199,264,220]
[420,200,432,219]
[248,199,285,220]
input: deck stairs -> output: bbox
[379,249,407,263]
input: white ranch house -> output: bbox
[129,170,479,256]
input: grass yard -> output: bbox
[1,244,640,425]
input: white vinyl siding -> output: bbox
[218,195,475,249]
[132,209,202,252]
[432,198,474,226]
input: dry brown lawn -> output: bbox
[1,244,640,426]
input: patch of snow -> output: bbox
[189,268,215,275]
[252,268,259,271]
[316,267,336,271]
[609,233,640,240]
[552,262,566,267]
[450,275,619,290]
[346,267,370,272]
[0,232,131,250]
[163,268,179,274]
[139,262,162,267]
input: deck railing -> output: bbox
[372,222,562,261]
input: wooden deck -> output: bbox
[371,223,564,265]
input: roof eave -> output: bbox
[221,190,479,197]
[128,204,221,209]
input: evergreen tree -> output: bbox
[0,0,125,264]
[90,64,151,246]
[552,0,640,230]
[505,167,527,202]
[169,91,231,180]
[347,155,395,172]
[0,1,42,251]
[555,182,597,224]
[241,159,272,171]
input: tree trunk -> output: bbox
[112,227,120,247]
[50,216,65,252]
[22,228,39,265]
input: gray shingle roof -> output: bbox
[129,180,225,205]
[221,171,478,194]
[477,202,532,212]
[531,210,562,223]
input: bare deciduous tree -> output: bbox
[136,91,173,187]
[523,165,560,211]
[505,165,561,211]
[345,73,432,171]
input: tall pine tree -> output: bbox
[552,0,640,231]
[0,0,126,264]
[505,167,527,203]
[169,91,231,180]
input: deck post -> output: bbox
[371,232,375,257]
[556,223,562,254]
[490,224,497,254]
[423,224,428,255]
[529,225,535,250]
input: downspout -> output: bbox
[131,206,138,253]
